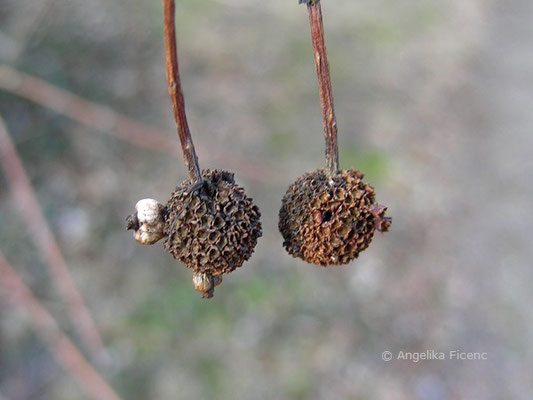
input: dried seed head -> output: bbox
[163,169,262,275]
[279,169,390,266]
[127,198,166,245]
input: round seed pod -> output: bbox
[163,169,262,275]
[279,169,390,266]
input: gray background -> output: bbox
[1,0,532,398]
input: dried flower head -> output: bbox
[279,169,390,266]
[163,169,262,276]
[127,1,264,298]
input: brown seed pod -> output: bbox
[163,169,262,276]
[279,169,390,266]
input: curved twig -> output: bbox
[0,64,277,184]
[0,115,103,356]
[0,250,120,400]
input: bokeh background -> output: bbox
[1,0,532,399]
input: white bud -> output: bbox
[192,272,222,298]
[127,198,166,245]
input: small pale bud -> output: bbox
[127,198,166,245]
[192,271,222,298]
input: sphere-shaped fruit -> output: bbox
[163,169,262,275]
[279,169,390,266]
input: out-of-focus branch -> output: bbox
[0,251,121,400]
[0,115,104,356]
[0,64,276,183]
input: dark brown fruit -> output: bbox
[163,169,262,275]
[279,169,390,266]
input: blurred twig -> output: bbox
[0,251,121,400]
[0,64,276,183]
[0,115,104,356]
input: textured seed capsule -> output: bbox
[279,169,390,266]
[164,169,262,275]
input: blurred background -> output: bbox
[1,0,532,399]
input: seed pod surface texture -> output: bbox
[279,169,390,266]
[164,169,262,275]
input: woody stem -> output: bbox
[304,0,339,178]
[162,0,202,182]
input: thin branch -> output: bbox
[0,64,276,184]
[0,114,104,356]
[0,251,121,400]
[0,63,176,152]
[304,0,339,178]
[162,0,202,183]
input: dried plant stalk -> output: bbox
[126,1,263,298]
[0,64,275,184]
[162,0,202,183]
[304,0,339,178]
[278,1,390,266]
[0,115,103,355]
[0,251,120,400]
